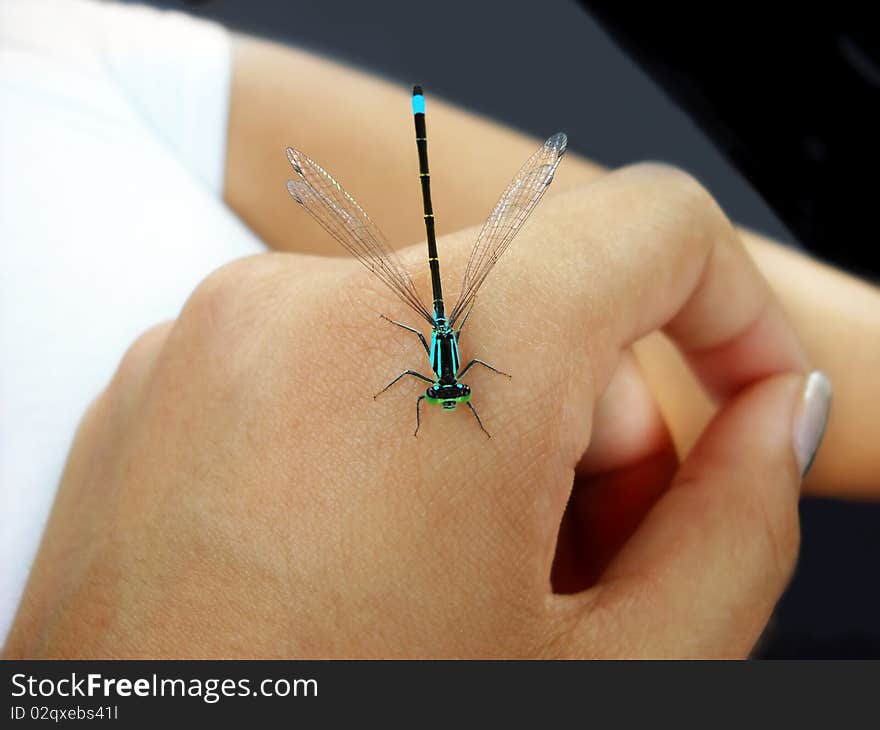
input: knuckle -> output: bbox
[182,258,256,326]
[110,320,173,392]
[617,162,731,257]
[179,254,287,339]
[622,162,720,219]
[76,385,114,438]
[162,254,308,399]
[625,161,707,196]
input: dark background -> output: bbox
[126,0,880,657]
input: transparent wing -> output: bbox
[448,132,567,326]
[286,147,434,325]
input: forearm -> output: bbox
[224,35,604,254]
[739,233,878,496]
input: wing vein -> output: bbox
[285,147,434,325]
[449,133,567,326]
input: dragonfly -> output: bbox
[286,85,567,437]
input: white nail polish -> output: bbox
[792,371,832,477]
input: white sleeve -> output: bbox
[94,0,232,194]
[0,0,232,194]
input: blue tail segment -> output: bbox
[412,86,425,115]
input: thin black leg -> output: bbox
[374,370,434,399]
[454,298,476,341]
[414,395,426,437]
[457,358,512,379]
[380,314,430,356]
[466,401,491,438]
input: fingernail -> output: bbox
[792,371,832,477]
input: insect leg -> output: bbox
[380,314,430,356]
[374,370,434,399]
[457,359,512,379]
[414,394,426,437]
[454,298,476,341]
[465,401,491,439]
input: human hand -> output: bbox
[4,165,829,658]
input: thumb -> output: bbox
[561,371,831,658]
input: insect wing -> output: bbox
[448,133,567,326]
[286,147,434,325]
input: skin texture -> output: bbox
[4,36,876,658]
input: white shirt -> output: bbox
[0,0,265,640]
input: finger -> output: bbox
[555,372,831,658]
[576,349,671,474]
[513,164,810,461]
[482,164,810,578]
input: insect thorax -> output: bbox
[429,325,460,381]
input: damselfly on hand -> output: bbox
[286,87,567,437]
